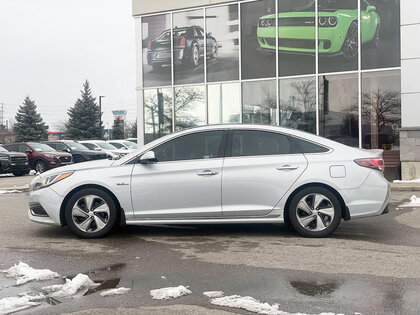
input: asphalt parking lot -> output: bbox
[1,175,420,314]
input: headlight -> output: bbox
[31,171,74,192]
[318,16,337,27]
[259,18,274,27]
[45,154,58,159]
[0,156,10,161]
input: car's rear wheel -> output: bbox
[34,160,48,173]
[190,43,200,67]
[65,188,118,238]
[288,187,341,237]
[341,20,358,59]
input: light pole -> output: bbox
[98,96,105,138]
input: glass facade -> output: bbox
[137,0,401,150]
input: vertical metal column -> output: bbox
[358,0,362,148]
[315,0,320,135]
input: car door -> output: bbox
[130,130,227,219]
[222,129,308,216]
[18,144,33,167]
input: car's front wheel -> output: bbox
[341,20,358,59]
[34,160,48,173]
[209,41,218,59]
[288,187,342,237]
[65,188,118,238]
[12,171,27,177]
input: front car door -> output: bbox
[222,129,308,216]
[131,130,227,219]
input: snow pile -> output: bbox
[398,195,420,208]
[0,294,44,314]
[150,285,191,300]
[203,291,224,298]
[1,262,60,285]
[210,295,339,315]
[99,287,131,297]
[0,190,21,194]
[394,178,420,183]
[42,273,99,298]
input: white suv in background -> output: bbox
[78,140,128,160]
[106,140,138,152]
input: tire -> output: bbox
[34,160,48,173]
[209,41,218,59]
[371,26,380,48]
[65,188,118,238]
[288,187,342,238]
[152,64,162,71]
[190,43,200,67]
[12,171,27,177]
[73,156,85,163]
[341,20,358,59]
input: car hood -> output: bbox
[39,159,114,177]
[0,151,27,158]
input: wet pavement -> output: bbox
[0,176,419,314]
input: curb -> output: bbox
[390,184,420,191]
[0,185,29,192]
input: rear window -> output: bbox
[293,137,329,153]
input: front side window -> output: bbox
[153,131,225,162]
[229,130,297,157]
[18,145,30,153]
[82,143,96,150]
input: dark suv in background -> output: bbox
[2,142,73,173]
[0,145,30,176]
[43,140,107,163]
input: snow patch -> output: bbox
[41,273,99,298]
[1,262,60,286]
[99,287,131,297]
[150,285,191,300]
[0,190,21,194]
[398,195,420,208]
[394,178,420,183]
[0,293,44,314]
[203,291,224,298]
[211,295,340,315]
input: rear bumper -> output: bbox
[147,48,185,66]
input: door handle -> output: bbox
[197,170,219,176]
[276,165,299,171]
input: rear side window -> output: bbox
[293,137,329,153]
[4,144,17,151]
[228,130,298,157]
[154,131,225,162]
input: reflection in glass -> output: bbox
[319,74,359,147]
[279,77,316,133]
[206,5,239,82]
[241,0,276,80]
[242,80,277,125]
[142,14,172,87]
[173,9,205,85]
[208,83,240,124]
[361,0,400,69]
[144,88,173,144]
[362,70,401,150]
[175,86,206,131]
[278,0,316,77]
[318,0,358,73]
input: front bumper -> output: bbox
[28,186,63,226]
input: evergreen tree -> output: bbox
[65,80,102,139]
[111,117,125,140]
[14,96,46,141]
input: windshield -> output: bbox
[0,146,8,152]
[121,141,138,149]
[29,143,56,152]
[293,0,356,12]
[97,142,118,150]
[67,142,88,150]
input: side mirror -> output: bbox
[25,149,32,154]
[139,151,157,164]
[366,5,376,12]
[94,147,101,151]
[63,148,70,153]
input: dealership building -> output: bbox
[133,0,419,180]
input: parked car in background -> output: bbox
[147,26,218,70]
[125,138,137,144]
[43,140,107,163]
[2,142,73,173]
[78,140,129,160]
[0,145,30,176]
[28,124,389,238]
[107,140,138,152]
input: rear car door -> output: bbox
[131,130,227,219]
[222,129,308,216]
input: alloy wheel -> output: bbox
[212,43,218,58]
[35,161,46,173]
[71,195,110,233]
[342,21,358,58]
[193,45,199,66]
[295,193,335,232]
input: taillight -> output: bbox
[179,36,186,47]
[147,41,152,50]
[355,158,384,171]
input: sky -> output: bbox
[0,0,136,131]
